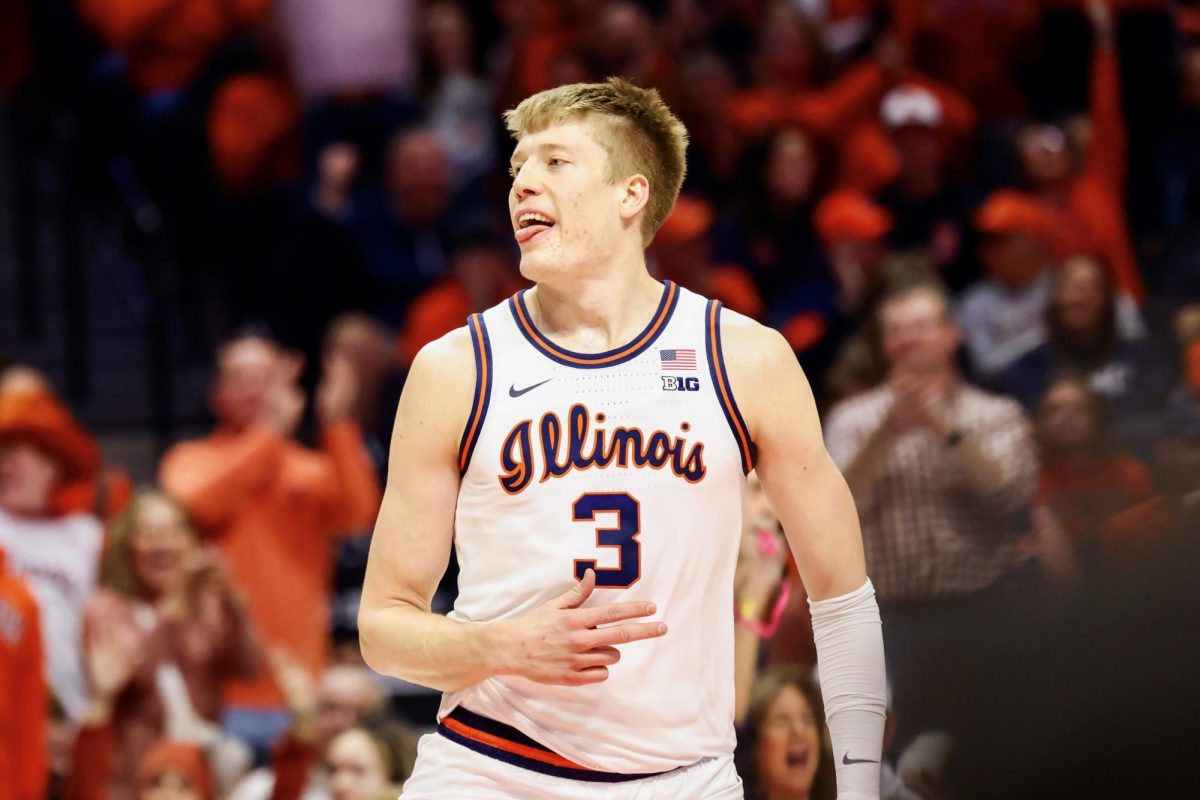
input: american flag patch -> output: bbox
[659,348,697,371]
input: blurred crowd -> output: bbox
[3,0,1200,798]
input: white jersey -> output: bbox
[0,506,103,720]
[442,281,754,774]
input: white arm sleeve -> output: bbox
[810,578,888,799]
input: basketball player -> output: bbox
[359,79,886,798]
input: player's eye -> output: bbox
[548,157,564,167]
[508,162,523,178]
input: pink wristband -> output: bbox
[736,580,792,639]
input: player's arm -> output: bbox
[358,329,665,692]
[723,312,887,799]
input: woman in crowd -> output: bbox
[82,488,263,800]
[323,716,418,800]
[1029,378,1173,576]
[739,666,835,800]
[1000,254,1172,446]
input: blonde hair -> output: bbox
[101,486,198,598]
[503,77,689,247]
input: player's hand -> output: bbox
[490,569,667,686]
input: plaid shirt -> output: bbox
[825,382,1039,603]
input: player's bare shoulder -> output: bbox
[717,307,817,437]
[395,325,481,457]
[718,307,801,380]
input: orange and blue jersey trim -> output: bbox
[458,313,493,476]
[438,707,674,783]
[509,280,679,368]
[705,300,756,474]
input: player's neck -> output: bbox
[526,268,665,353]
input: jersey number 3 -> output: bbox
[573,493,641,588]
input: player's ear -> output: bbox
[618,174,650,222]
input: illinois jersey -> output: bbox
[441,280,754,775]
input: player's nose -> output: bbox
[511,166,541,200]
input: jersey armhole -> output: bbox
[457,313,493,476]
[704,300,756,474]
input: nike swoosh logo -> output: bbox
[842,753,879,766]
[509,379,553,398]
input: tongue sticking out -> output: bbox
[516,222,554,244]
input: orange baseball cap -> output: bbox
[814,190,893,243]
[974,190,1056,242]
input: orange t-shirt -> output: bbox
[0,550,46,800]
[159,422,381,708]
[1037,455,1172,558]
[728,61,888,141]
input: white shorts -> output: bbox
[400,732,744,800]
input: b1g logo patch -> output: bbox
[662,376,701,392]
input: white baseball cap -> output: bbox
[881,85,942,129]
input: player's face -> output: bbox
[756,684,822,797]
[327,729,390,800]
[508,118,631,282]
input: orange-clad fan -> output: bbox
[0,548,45,800]
[651,195,764,321]
[207,74,299,196]
[727,3,894,142]
[397,237,526,368]
[158,334,381,755]
[76,0,272,93]
[1011,0,1147,302]
[0,380,106,722]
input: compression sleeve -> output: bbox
[810,578,888,799]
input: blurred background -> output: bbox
[1,1,1199,799]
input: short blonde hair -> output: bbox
[503,77,689,247]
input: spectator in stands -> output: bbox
[228,652,387,800]
[720,128,827,303]
[419,0,496,192]
[319,716,417,800]
[318,129,470,325]
[875,85,972,289]
[0,386,103,722]
[159,334,381,762]
[727,3,896,141]
[649,195,763,320]
[396,234,524,369]
[76,0,271,95]
[738,666,834,800]
[958,190,1061,380]
[824,281,1038,740]
[581,2,675,96]
[733,474,790,726]
[0,545,45,800]
[65,617,228,800]
[1012,0,1145,302]
[83,488,262,800]
[1028,378,1173,576]
[999,254,1170,439]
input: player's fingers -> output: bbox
[570,647,621,670]
[575,600,657,628]
[554,569,596,609]
[564,666,610,686]
[579,621,668,649]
